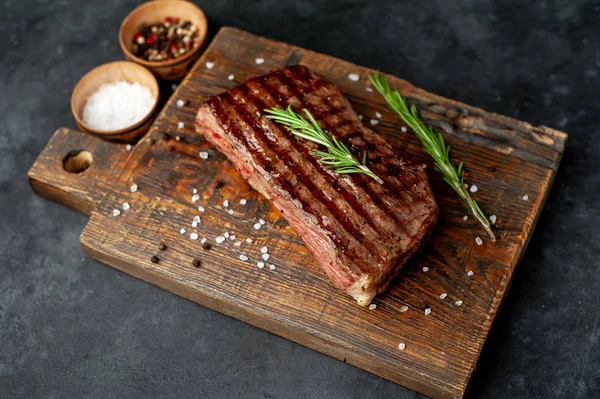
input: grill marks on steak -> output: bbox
[196,65,438,305]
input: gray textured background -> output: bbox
[1,0,599,398]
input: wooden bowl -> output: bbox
[71,61,160,143]
[119,0,208,81]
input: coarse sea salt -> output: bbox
[234,241,242,247]
[470,185,478,193]
[190,233,199,240]
[228,74,235,81]
[440,293,447,299]
[228,209,234,215]
[257,262,265,269]
[206,61,214,69]
[348,73,360,81]
[198,206,205,212]
[239,254,248,261]
[463,215,468,221]
[255,58,265,65]
[398,343,406,350]
[122,202,130,211]
[199,151,209,159]
[215,236,225,244]
[177,122,184,129]
[130,183,138,192]
[369,304,377,310]
[358,114,363,120]
[268,264,276,270]
[467,270,474,277]
[375,112,382,119]
[261,246,268,254]
[112,209,121,217]
[192,188,198,194]
[475,237,483,245]
[82,81,154,131]
[239,199,247,205]
[424,308,432,315]
[176,99,185,107]
[400,126,407,132]
[126,144,132,151]
[522,194,529,201]
[246,238,252,243]
[366,87,373,92]
[253,223,262,230]
[259,219,266,225]
[200,237,207,244]
[262,253,270,261]
[224,232,230,238]
[223,200,229,208]
[422,266,429,272]
[455,300,463,306]
[180,228,186,234]
[192,194,200,202]
[400,305,409,312]
[370,119,379,126]
[490,214,497,225]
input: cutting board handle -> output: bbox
[28,128,126,216]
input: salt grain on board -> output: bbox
[398,343,406,351]
[476,237,483,245]
[253,223,262,230]
[348,73,359,81]
[198,206,205,212]
[234,241,242,247]
[192,188,198,194]
[190,233,199,240]
[193,215,201,224]
[400,305,409,312]
[262,253,270,261]
[246,238,252,243]
[259,219,266,225]
[206,61,214,69]
[375,112,382,119]
[215,236,225,244]
[440,293,447,299]
[122,202,130,211]
[490,214,497,225]
[177,122,184,129]
[227,74,235,81]
[455,300,463,306]
[239,199,247,205]
[229,235,236,240]
[369,304,377,310]
[126,144,132,151]
[358,114,363,120]
[112,209,120,217]
[366,87,373,92]
[470,185,478,193]
[422,266,429,272]
[176,99,185,107]
[522,194,529,201]
[199,151,209,159]
[467,270,474,277]
[268,264,276,270]
[424,308,432,315]
[223,200,229,208]
[130,183,138,192]
[192,194,200,202]
[255,58,264,65]
[200,237,207,244]
[228,209,234,215]
[180,228,186,234]
[239,254,249,261]
[224,232,230,238]
[260,246,268,254]
[257,262,265,269]
[370,119,379,126]
[400,126,407,132]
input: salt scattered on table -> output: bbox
[82,81,154,131]
[253,223,262,230]
[130,183,138,192]
[440,293,447,299]
[348,73,359,81]
[366,87,373,92]
[228,74,235,81]
[193,215,201,224]
[255,58,265,65]
[215,236,225,244]
[190,232,199,240]
[234,241,242,247]
[177,122,184,129]
[470,185,478,193]
[223,200,229,208]
[239,199,247,205]
[490,214,497,225]
[259,219,266,225]
[398,343,406,350]
[126,144,132,151]
[171,83,178,90]
[199,151,209,159]
[180,228,186,234]
[257,261,265,269]
[369,304,377,310]
[229,235,236,240]
[370,119,379,126]
[224,232,230,238]
[228,209,234,215]
[522,194,529,201]
[268,264,276,270]
[261,246,268,254]
[358,114,363,120]
[122,202,130,211]
[422,266,429,272]
[467,270,474,277]
[455,300,463,306]
[246,238,253,243]
[400,126,407,132]
[424,308,432,315]
[192,188,198,194]
[198,206,205,213]
[262,253,270,261]
[463,215,468,221]
[206,61,214,69]
[176,99,185,107]
[475,237,483,245]
[112,209,121,217]
[192,194,200,202]
[239,254,248,261]
[375,112,382,119]
[400,305,409,312]
[200,237,207,244]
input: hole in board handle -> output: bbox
[63,150,93,173]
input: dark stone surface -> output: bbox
[1,0,599,397]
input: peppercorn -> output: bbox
[215,180,225,189]
[162,133,171,141]
[202,242,211,250]
[192,259,201,268]
[151,255,159,263]
[158,242,167,251]
[130,17,200,62]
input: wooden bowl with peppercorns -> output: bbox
[119,0,208,81]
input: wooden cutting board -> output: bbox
[28,27,566,399]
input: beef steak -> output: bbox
[195,65,438,306]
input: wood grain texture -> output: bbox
[28,27,566,399]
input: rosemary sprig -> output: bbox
[370,72,496,242]
[264,106,383,184]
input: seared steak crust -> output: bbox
[196,65,438,305]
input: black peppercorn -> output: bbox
[151,255,159,263]
[215,181,225,189]
[202,242,211,250]
[158,242,167,251]
[192,259,201,268]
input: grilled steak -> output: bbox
[195,65,438,306]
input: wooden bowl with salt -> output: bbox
[71,61,160,143]
[119,0,208,81]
